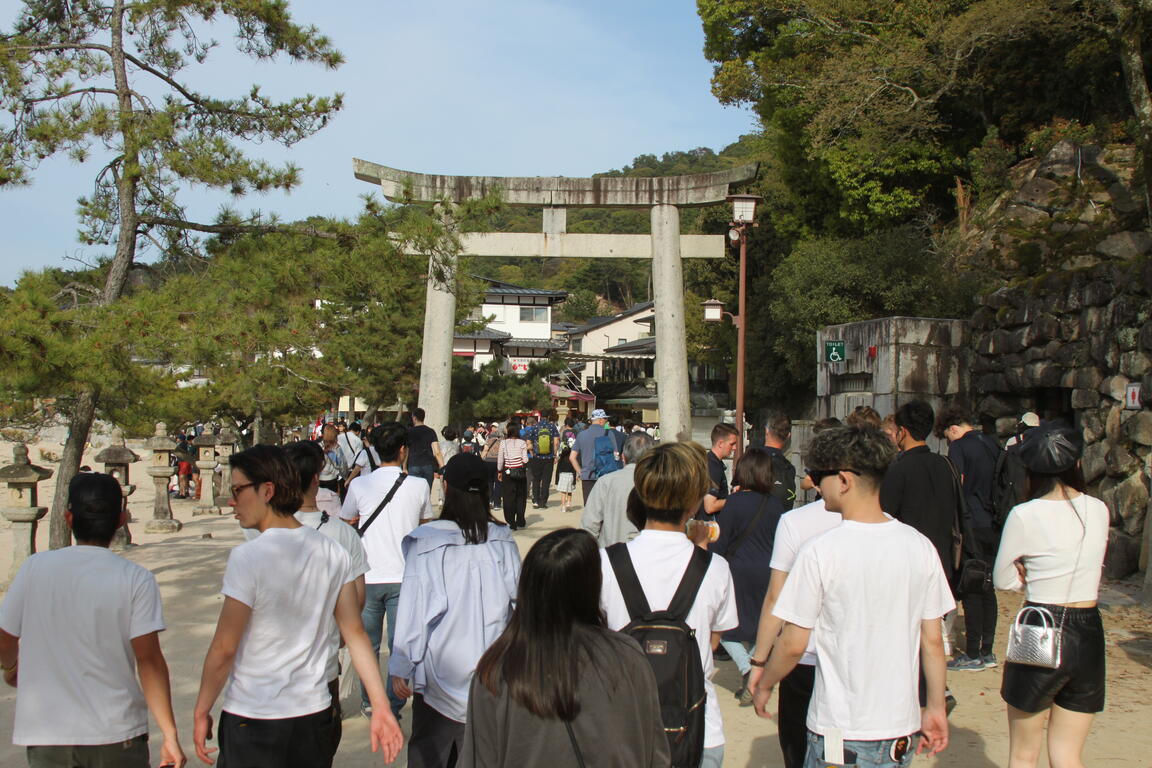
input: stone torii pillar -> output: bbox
[353,160,759,441]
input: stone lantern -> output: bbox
[213,426,238,508]
[95,427,140,550]
[192,431,219,516]
[0,444,53,586]
[145,422,182,534]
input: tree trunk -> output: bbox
[252,408,264,446]
[1113,0,1152,219]
[362,403,380,427]
[48,0,141,548]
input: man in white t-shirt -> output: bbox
[599,442,738,768]
[340,421,428,720]
[752,425,954,767]
[194,445,401,768]
[0,472,185,768]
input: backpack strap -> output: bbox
[606,543,652,619]
[357,473,407,537]
[666,547,712,622]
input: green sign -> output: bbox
[824,340,846,363]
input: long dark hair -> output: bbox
[476,528,604,720]
[1026,465,1087,500]
[440,483,502,544]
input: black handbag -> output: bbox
[946,460,991,598]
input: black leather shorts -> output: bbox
[1001,603,1105,714]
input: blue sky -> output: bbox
[0,0,755,286]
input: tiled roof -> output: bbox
[503,337,569,350]
[569,302,654,335]
[454,327,512,340]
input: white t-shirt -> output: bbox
[599,530,738,749]
[296,509,371,681]
[769,499,841,666]
[221,526,355,719]
[0,546,165,746]
[338,432,364,471]
[993,494,1109,603]
[773,518,955,741]
[340,466,427,583]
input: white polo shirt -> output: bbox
[599,530,738,749]
[340,465,427,583]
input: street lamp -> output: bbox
[707,193,762,459]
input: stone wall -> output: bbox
[969,259,1152,578]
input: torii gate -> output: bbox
[353,159,759,441]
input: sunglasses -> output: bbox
[805,468,861,485]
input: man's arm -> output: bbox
[917,617,949,757]
[702,493,725,515]
[747,569,789,702]
[0,628,18,687]
[751,622,809,719]
[193,597,251,765]
[352,574,367,613]
[335,581,403,762]
[432,440,443,471]
[569,448,582,477]
[579,482,605,538]
[133,631,186,767]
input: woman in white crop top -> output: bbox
[993,425,1107,768]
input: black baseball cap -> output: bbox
[442,453,487,493]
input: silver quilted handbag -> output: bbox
[1006,605,1062,668]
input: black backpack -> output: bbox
[992,438,1029,529]
[607,543,710,768]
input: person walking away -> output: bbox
[318,423,347,499]
[193,445,402,767]
[600,442,738,768]
[747,418,842,768]
[481,425,503,510]
[762,413,797,510]
[0,472,186,768]
[407,408,444,492]
[340,422,429,722]
[580,432,655,546]
[752,425,952,766]
[994,425,1108,768]
[497,420,530,530]
[462,529,669,768]
[555,442,577,513]
[711,448,785,706]
[569,409,620,506]
[338,422,365,484]
[436,426,461,510]
[936,405,1001,671]
[527,411,560,509]
[388,454,521,768]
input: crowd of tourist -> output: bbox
[0,400,1110,768]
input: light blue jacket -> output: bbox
[388,521,520,722]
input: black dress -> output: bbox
[711,490,784,643]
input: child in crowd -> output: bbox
[555,443,576,513]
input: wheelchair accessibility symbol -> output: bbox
[824,341,846,363]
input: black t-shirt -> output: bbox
[407,424,439,468]
[763,446,797,510]
[880,445,958,579]
[707,450,730,501]
[947,430,1000,530]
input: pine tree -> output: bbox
[1,0,344,547]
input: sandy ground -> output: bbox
[0,447,1150,767]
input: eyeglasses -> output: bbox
[805,468,861,485]
[230,482,257,500]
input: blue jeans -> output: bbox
[699,745,724,768]
[804,731,920,767]
[361,581,405,716]
[720,639,755,676]
[407,464,437,489]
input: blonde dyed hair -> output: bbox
[633,441,710,521]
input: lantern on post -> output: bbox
[145,423,182,533]
[95,427,141,550]
[192,432,219,516]
[0,444,54,586]
[213,427,238,507]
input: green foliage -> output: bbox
[557,289,603,323]
[449,358,559,426]
[756,226,983,407]
[0,0,344,261]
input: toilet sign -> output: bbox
[1127,382,1143,410]
[824,340,846,363]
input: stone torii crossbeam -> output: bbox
[353,159,759,440]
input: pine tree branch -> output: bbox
[22,87,120,104]
[268,363,331,388]
[136,214,344,240]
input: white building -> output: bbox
[454,279,568,374]
[562,302,655,389]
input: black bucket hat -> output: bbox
[1017,423,1083,474]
